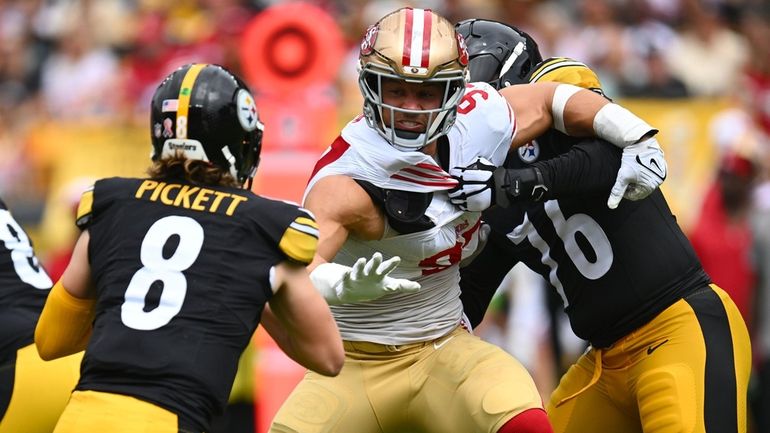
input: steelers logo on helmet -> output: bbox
[518,141,540,163]
[236,89,260,132]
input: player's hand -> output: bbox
[607,136,667,209]
[310,253,420,305]
[448,157,496,211]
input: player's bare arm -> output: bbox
[264,260,344,377]
[304,174,385,269]
[450,81,666,210]
[503,82,614,148]
[303,175,419,304]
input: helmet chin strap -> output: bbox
[380,109,449,152]
[220,146,239,180]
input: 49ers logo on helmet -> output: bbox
[456,33,469,66]
[360,24,378,55]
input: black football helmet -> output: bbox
[455,19,542,90]
[150,63,264,186]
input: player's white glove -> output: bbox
[448,157,496,212]
[309,252,421,305]
[607,136,667,209]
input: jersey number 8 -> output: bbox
[122,215,204,331]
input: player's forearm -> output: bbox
[532,139,622,199]
[504,82,656,149]
[554,84,657,147]
[262,305,340,376]
[264,317,343,377]
[494,139,621,206]
[35,280,95,360]
[265,270,344,376]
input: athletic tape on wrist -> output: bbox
[593,103,657,148]
[552,84,582,134]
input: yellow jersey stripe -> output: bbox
[176,64,206,139]
[292,217,319,235]
[278,225,318,264]
[76,187,95,222]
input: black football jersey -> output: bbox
[73,177,318,432]
[460,130,710,347]
[0,198,53,362]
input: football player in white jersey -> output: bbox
[267,7,668,433]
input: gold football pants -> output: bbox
[53,390,181,433]
[0,344,81,433]
[270,326,544,433]
[547,284,751,433]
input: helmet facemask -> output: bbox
[358,62,466,152]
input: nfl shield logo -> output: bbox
[518,141,539,163]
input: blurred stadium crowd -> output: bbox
[3,0,770,431]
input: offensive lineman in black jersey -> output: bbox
[452,19,751,433]
[0,198,81,433]
[34,63,344,433]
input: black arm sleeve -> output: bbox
[533,139,622,200]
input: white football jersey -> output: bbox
[307,82,515,345]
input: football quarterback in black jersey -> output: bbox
[453,19,751,433]
[0,198,81,433]
[34,63,344,433]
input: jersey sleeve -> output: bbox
[277,209,319,265]
[75,184,96,229]
[75,185,94,230]
[75,178,135,230]
[254,199,319,265]
[452,82,515,167]
[528,57,607,97]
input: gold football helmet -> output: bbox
[358,7,469,151]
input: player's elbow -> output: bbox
[34,335,55,361]
[312,340,345,377]
[34,328,63,361]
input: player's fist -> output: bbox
[607,136,667,209]
[449,157,496,211]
